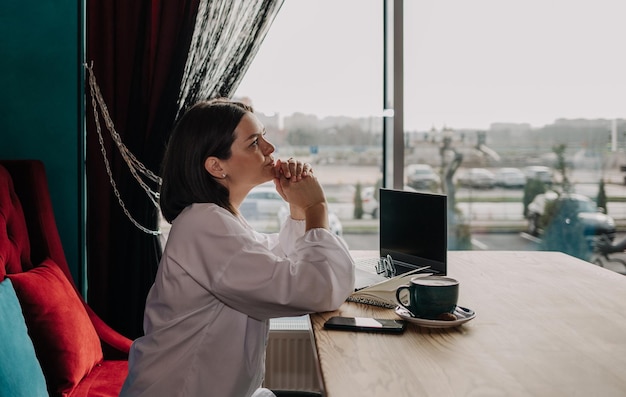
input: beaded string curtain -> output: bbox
[86,0,284,235]
[177,0,284,115]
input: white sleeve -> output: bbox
[176,207,355,320]
[278,217,306,258]
[238,216,305,258]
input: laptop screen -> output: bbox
[379,188,447,275]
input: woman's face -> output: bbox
[222,112,276,189]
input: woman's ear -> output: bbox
[204,157,225,179]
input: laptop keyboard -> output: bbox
[354,256,381,274]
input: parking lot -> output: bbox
[159,164,626,275]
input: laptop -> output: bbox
[354,188,447,289]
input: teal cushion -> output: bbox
[0,278,49,397]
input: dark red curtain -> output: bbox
[86,0,201,338]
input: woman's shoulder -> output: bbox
[166,204,233,243]
[173,203,244,232]
[177,203,229,221]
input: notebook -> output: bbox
[351,188,448,307]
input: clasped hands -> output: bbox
[274,157,312,182]
[273,158,327,223]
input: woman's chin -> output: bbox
[260,171,275,184]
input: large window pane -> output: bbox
[235,0,383,250]
[405,1,626,270]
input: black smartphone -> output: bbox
[323,316,406,333]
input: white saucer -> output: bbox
[395,305,476,328]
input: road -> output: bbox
[342,230,537,251]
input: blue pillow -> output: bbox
[0,278,49,397]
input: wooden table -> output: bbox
[310,251,626,397]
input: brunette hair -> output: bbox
[159,98,252,222]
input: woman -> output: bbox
[120,99,355,397]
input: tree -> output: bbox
[540,198,590,260]
[353,182,364,219]
[553,143,571,192]
[597,179,608,214]
[374,178,382,202]
[522,178,546,218]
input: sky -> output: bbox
[235,0,626,131]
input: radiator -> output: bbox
[264,316,321,392]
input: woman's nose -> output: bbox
[261,137,275,155]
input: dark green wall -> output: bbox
[0,1,83,286]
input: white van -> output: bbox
[523,166,553,185]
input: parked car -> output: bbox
[360,185,418,219]
[242,185,343,234]
[361,186,379,218]
[524,165,553,185]
[457,168,495,189]
[241,186,286,219]
[526,191,616,241]
[405,164,440,191]
[494,167,526,188]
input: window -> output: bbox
[235,0,383,250]
[236,0,626,273]
[404,1,626,269]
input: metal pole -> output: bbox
[383,0,404,190]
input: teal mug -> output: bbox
[395,276,459,319]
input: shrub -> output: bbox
[522,178,546,218]
[540,198,590,260]
[353,182,364,219]
[597,179,607,213]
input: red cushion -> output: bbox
[69,360,128,397]
[0,165,32,277]
[7,258,103,397]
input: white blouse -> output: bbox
[120,203,355,397]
